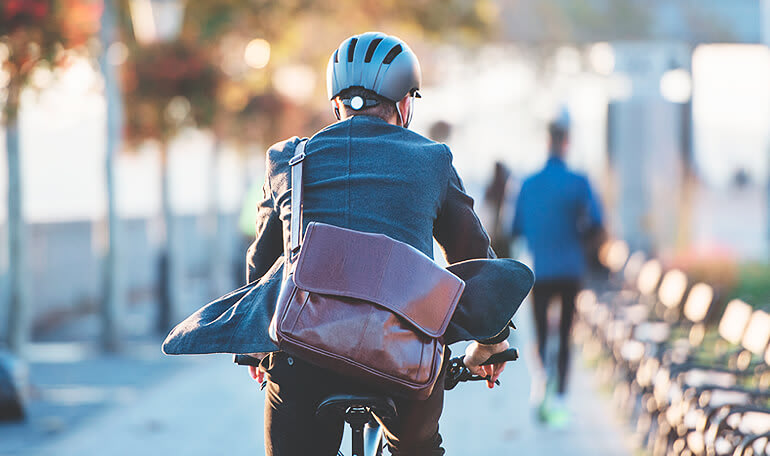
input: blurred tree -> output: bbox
[122,39,223,332]
[0,0,102,354]
[98,0,123,351]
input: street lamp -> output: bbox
[128,0,186,45]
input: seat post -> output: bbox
[345,407,370,456]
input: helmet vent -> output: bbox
[364,38,383,63]
[382,45,402,64]
[333,49,339,63]
[347,38,358,62]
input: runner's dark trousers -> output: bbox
[262,351,446,456]
[531,279,580,394]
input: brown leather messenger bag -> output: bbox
[268,139,466,399]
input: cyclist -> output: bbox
[511,108,604,428]
[240,32,514,455]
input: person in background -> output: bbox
[511,108,604,428]
[481,161,513,258]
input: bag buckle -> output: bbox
[289,152,306,166]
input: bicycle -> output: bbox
[235,347,518,456]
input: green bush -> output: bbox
[728,262,770,309]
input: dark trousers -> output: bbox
[531,279,580,395]
[262,351,446,456]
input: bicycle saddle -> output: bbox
[316,394,398,421]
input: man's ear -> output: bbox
[332,98,344,120]
[397,95,413,128]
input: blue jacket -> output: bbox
[163,116,533,355]
[512,156,603,281]
[247,115,493,280]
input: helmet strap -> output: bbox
[341,96,380,111]
[333,105,341,121]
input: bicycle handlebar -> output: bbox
[234,354,261,367]
[444,347,519,390]
[480,347,519,366]
[234,347,519,369]
[236,347,519,392]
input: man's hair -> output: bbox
[548,123,569,148]
[336,87,397,121]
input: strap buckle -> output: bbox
[289,152,306,166]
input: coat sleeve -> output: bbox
[433,163,496,263]
[434,155,514,345]
[581,177,604,231]
[246,175,283,284]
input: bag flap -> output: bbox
[292,222,465,338]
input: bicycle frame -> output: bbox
[338,406,383,456]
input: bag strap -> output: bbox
[289,139,309,257]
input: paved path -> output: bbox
[6,352,633,456]
[1,311,634,455]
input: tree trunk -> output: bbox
[5,80,28,355]
[98,0,123,352]
[208,138,226,297]
[158,143,180,333]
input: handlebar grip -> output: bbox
[233,354,262,367]
[480,348,519,366]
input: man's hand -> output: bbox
[244,353,267,384]
[248,365,264,383]
[464,340,510,388]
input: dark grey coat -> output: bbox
[163,116,533,355]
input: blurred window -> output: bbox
[692,45,770,187]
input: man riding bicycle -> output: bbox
[249,32,518,455]
[164,32,533,455]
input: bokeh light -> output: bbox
[0,42,10,62]
[741,310,770,355]
[244,38,271,69]
[602,239,630,272]
[637,259,662,296]
[165,96,191,125]
[658,269,688,309]
[107,42,129,66]
[218,82,250,113]
[718,299,752,345]
[60,57,98,93]
[589,42,615,76]
[683,283,713,323]
[659,68,692,103]
[272,64,315,103]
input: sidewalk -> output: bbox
[1,308,635,455]
[3,349,633,456]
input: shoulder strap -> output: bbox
[289,139,308,256]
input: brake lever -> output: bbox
[444,355,502,390]
[468,374,501,385]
